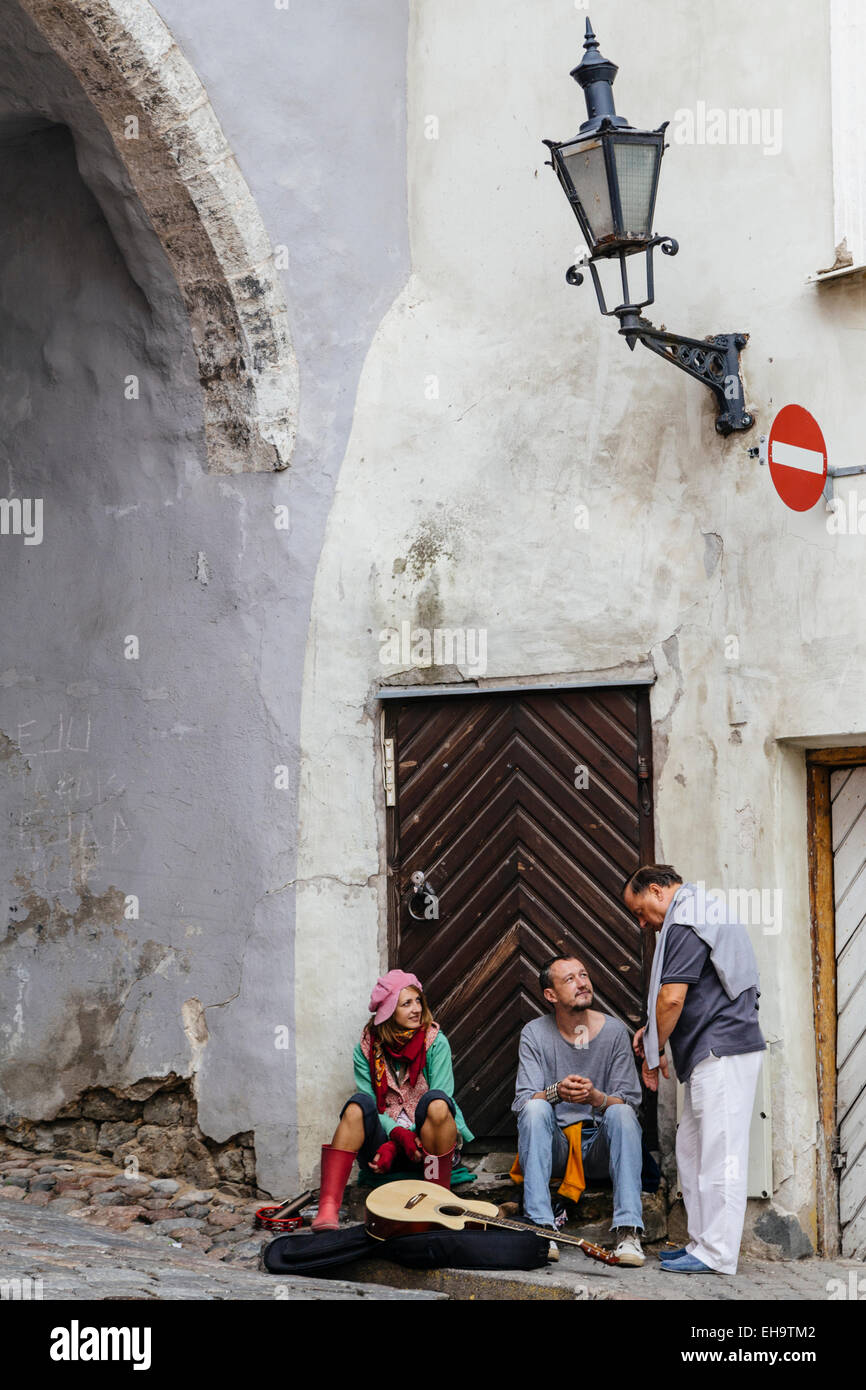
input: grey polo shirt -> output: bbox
[661,920,766,1082]
[512,1013,641,1127]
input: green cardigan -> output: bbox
[352,1030,474,1145]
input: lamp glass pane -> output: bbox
[561,139,614,244]
[612,139,659,237]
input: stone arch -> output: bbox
[13,0,297,473]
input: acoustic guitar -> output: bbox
[365,1180,619,1265]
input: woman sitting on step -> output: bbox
[312,969,474,1230]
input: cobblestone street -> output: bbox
[0,1201,444,1301]
[2,1144,861,1303]
[1,1196,860,1303]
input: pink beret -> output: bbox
[368,969,423,1025]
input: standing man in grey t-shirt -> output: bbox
[623,864,766,1276]
[512,956,646,1266]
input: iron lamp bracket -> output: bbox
[620,316,753,436]
[566,235,753,436]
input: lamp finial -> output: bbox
[569,23,629,133]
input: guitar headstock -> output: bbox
[579,1237,620,1266]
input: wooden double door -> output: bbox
[384,686,655,1139]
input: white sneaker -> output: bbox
[612,1227,645,1266]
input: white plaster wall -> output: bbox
[296,0,865,1227]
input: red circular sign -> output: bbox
[768,405,827,511]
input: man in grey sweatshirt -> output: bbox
[512,956,645,1266]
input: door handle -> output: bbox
[407,869,439,922]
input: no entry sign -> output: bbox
[768,405,827,511]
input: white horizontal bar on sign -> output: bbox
[770,439,826,474]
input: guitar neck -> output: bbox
[476,1212,595,1251]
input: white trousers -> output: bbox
[676,1049,763,1274]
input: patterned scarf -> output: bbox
[370,1026,428,1113]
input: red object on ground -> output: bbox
[254,1207,303,1233]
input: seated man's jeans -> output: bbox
[516,1098,644,1230]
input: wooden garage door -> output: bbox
[384,686,654,1138]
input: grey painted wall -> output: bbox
[0,0,409,1193]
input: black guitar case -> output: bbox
[262,1224,377,1274]
[262,1223,550,1275]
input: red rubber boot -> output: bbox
[421,1145,455,1190]
[311,1145,356,1230]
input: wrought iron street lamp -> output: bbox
[544,19,753,436]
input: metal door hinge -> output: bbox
[383,737,396,807]
[832,1149,847,1171]
[637,756,652,815]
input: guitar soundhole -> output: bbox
[437,1205,465,1217]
